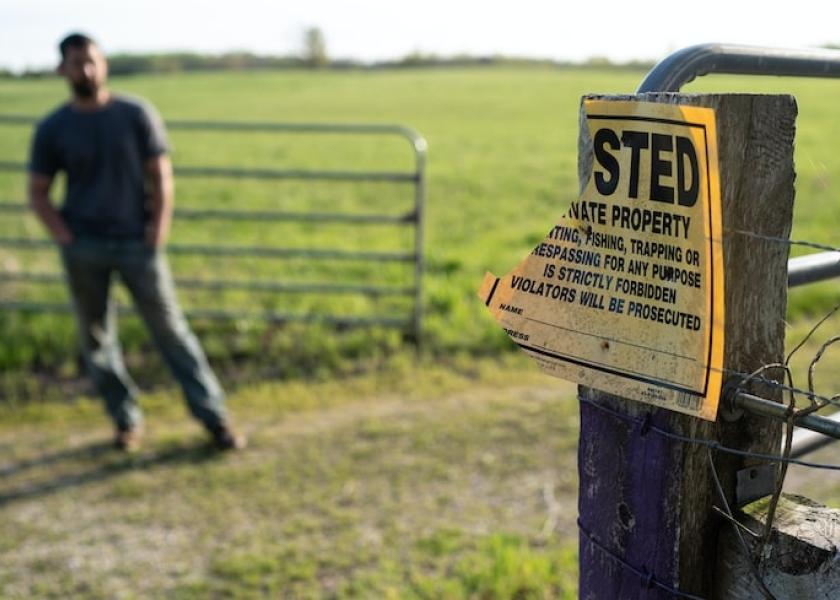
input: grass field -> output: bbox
[3,66,840,598]
[0,355,581,598]
[1,344,838,598]
[3,66,840,374]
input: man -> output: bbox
[28,33,245,452]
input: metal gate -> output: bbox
[637,43,840,457]
[0,116,427,342]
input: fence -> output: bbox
[0,116,427,342]
[637,43,840,459]
[577,44,840,599]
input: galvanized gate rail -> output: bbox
[638,43,840,457]
[0,116,427,340]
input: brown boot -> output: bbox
[211,424,247,451]
[114,426,143,452]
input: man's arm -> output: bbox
[29,172,73,245]
[145,154,174,247]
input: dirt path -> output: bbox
[4,362,835,598]
[0,370,581,598]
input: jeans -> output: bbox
[60,238,227,432]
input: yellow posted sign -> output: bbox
[480,99,725,420]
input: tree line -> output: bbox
[2,53,658,79]
[2,26,656,78]
[4,27,838,79]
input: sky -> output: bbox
[2,0,840,72]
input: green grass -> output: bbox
[2,67,840,376]
[0,355,580,598]
[3,66,840,598]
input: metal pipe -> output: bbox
[171,208,416,224]
[731,390,840,440]
[638,44,840,458]
[638,43,840,93]
[790,412,840,458]
[0,115,428,183]
[788,251,840,287]
[637,44,840,290]
[0,114,426,147]
[0,237,415,262]
[412,135,427,345]
[0,201,415,225]
[0,272,415,296]
[0,161,415,183]
[0,301,411,328]
[177,165,417,182]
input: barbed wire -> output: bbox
[580,293,840,595]
[578,394,840,471]
[714,365,840,412]
[579,387,837,598]
[549,224,840,412]
[707,448,777,600]
[728,227,840,255]
[577,518,707,600]
[580,361,840,414]
[576,223,840,597]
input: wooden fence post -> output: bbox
[577,93,797,598]
[716,494,840,598]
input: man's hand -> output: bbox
[145,222,167,247]
[145,154,174,247]
[29,172,73,245]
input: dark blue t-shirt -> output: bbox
[29,95,169,239]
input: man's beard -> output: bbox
[71,80,96,98]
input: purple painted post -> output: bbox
[578,392,680,599]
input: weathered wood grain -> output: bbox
[717,494,840,598]
[577,93,797,599]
